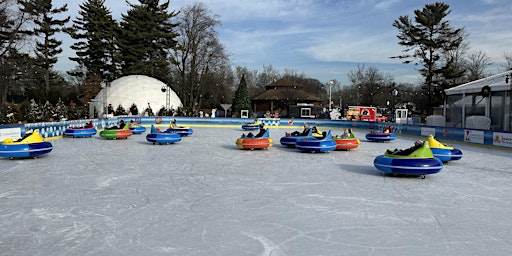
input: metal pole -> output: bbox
[107,82,111,117]
[101,81,106,118]
[328,80,333,111]
[102,81,111,118]
[166,85,170,115]
[507,74,512,131]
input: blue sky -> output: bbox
[54,0,512,86]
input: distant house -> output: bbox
[251,77,324,118]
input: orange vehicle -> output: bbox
[346,106,388,122]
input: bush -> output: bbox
[0,103,20,124]
[129,103,139,115]
[115,104,127,116]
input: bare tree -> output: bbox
[171,2,229,113]
[501,52,512,71]
[466,50,492,81]
[254,64,280,95]
[348,64,394,107]
[440,30,469,86]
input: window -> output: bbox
[241,110,249,118]
[300,108,311,117]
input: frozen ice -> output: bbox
[0,127,511,255]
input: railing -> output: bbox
[2,116,511,149]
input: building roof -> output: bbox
[444,70,512,95]
[252,88,321,102]
[253,77,321,102]
[264,77,301,89]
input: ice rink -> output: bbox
[1,126,512,256]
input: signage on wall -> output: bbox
[0,127,21,141]
[464,130,484,144]
[421,127,436,136]
[492,132,512,148]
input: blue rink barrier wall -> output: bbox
[1,116,511,149]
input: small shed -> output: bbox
[443,70,512,131]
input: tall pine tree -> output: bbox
[67,0,117,81]
[392,2,463,110]
[232,75,252,117]
[0,2,17,58]
[19,0,70,101]
[117,0,178,83]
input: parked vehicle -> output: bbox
[346,106,388,122]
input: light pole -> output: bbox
[391,87,398,122]
[101,81,111,118]
[506,74,512,131]
[328,80,334,111]
[161,83,172,116]
[357,85,361,105]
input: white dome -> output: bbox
[93,75,182,116]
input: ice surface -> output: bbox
[1,127,511,255]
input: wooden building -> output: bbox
[251,77,324,118]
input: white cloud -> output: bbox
[173,0,317,21]
[374,0,401,10]
[300,29,402,64]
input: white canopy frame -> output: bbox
[93,75,182,117]
[443,70,512,131]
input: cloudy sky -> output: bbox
[54,0,512,85]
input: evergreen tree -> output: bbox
[1,0,30,58]
[18,0,70,100]
[232,75,252,117]
[67,0,118,80]
[392,2,463,110]
[1,2,31,104]
[54,98,67,120]
[26,98,43,122]
[0,103,19,124]
[114,104,127,116]
[42,100,55,121]
[0,2,16,57]
[129,103,138,115]
[0,3,15,104]
[1,49,27,103]
[117,0,178,83]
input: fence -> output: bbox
[1,116,511,149]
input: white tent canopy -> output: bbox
[93,75,182,117]
[444,70,512,95]
[443,70,512,131]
